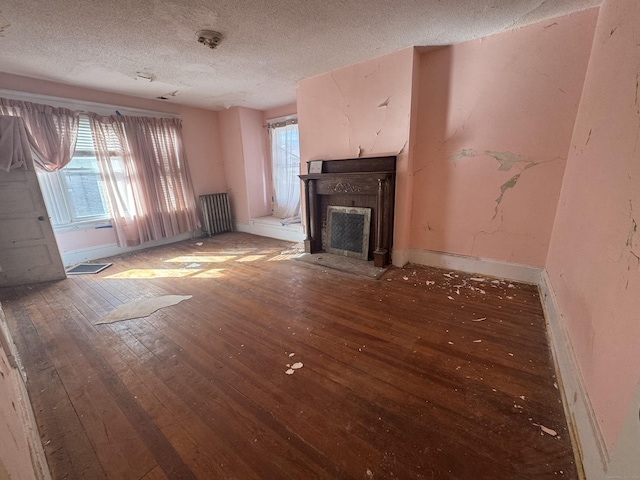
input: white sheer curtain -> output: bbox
[270,122,301,220]
[35,170,70,225]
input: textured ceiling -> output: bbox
[0,0,601,111]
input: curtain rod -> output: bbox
[267,118,298,130]
[0,89,180,119]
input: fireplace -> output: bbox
[299,156,396,267]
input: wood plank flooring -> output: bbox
[0,233,578,479]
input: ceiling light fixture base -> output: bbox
[196,30,223,49]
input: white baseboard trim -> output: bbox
[60,231,197,267]
[235,220,305,243]
[403,248,544,284]
[539,270,608,480]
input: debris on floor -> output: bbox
[284,352,304,375]
[533,423,558,437]
[95,295,192,325]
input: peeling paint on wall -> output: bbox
[625,219,637,247]
[494,174,521,219]
[626,201,638,267]
[450,148,477,163]
[378,97,390,108]
[484,150,532,171]
[448,148,560,219]
[627,198,636,233]
[449,148,533,171]
[370,96,392,152]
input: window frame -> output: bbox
[267,116,300,217]
[37,115,111,232]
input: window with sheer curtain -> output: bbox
[269,119,300,221]
[37,115,110,228]
[1,96,200,247]
[89,114,200,247]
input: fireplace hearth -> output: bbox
[299,157,396,267]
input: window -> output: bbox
[269,119,301,220]
[38,115,110,229]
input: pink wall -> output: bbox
[546,0,640,450]
[297,48,414,161]
[239,108,271,219]
[263,102,296,121]
[411,9,598,266]
[0,72,225,253]
[218,106,275,223]
[219,108,250,224]
[181,108,226,198]
[55,227,118,253]
[296,47,417,256]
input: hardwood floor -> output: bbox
[0,233,578,479]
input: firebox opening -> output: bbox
[326,206,371,260]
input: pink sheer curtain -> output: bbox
[0,97,79,172]
[89,114,200,247]
[0,116,34,172]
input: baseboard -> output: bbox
[539,270,609,480]
[60,231,197,267]
[404,248,544,284]
[235,220,305,243]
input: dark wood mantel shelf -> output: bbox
[299,157,396,267]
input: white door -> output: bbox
[0,159,66,287]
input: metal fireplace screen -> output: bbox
[326,206,371,260]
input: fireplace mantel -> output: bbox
[299,157,396,267]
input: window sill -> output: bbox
[53,219,112,233]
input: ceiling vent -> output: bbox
[196,30,223,49]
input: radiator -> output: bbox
[200,193,233,236]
